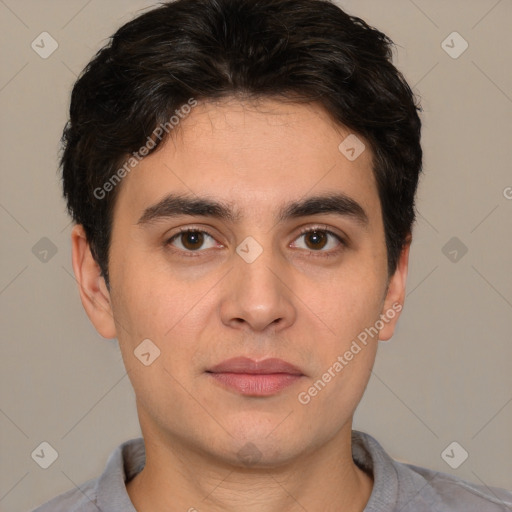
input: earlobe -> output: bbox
[378,238,411,341]
[71,224,117,339]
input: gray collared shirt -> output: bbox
[31,430,512,511]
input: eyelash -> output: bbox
[165,225,346,259]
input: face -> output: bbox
[73,98,408,468]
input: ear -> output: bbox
[378,237,411,341]
[71,224,117,339]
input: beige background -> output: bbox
[1,0,511,510]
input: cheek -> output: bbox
[110,254,217,363]
[297,277,382,418]
[109,252,167,346]
[317,267,385,341]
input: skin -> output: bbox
[71,97,410,512]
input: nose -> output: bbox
[219,241,297,333]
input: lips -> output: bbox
[206,357,304,396]
[207,357,303,375]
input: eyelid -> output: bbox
[295,224,347,243]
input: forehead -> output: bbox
[111,98,380,225]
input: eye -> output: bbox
[291,227,345,256]
[165,225,346,258]
[166,228,219,253]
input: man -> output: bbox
[33,0,512,510]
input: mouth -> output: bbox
[206,357,305,396]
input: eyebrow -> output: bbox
[137,192,369,228]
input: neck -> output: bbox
[126,423,373,512]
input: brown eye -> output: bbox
[291,227,345,256]
[167,229,217,252]
[180,231,204,250]
[303,230,328,250]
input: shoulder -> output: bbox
[352,431,512,512]
[30,437,144,512]
[402,462,512,511]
